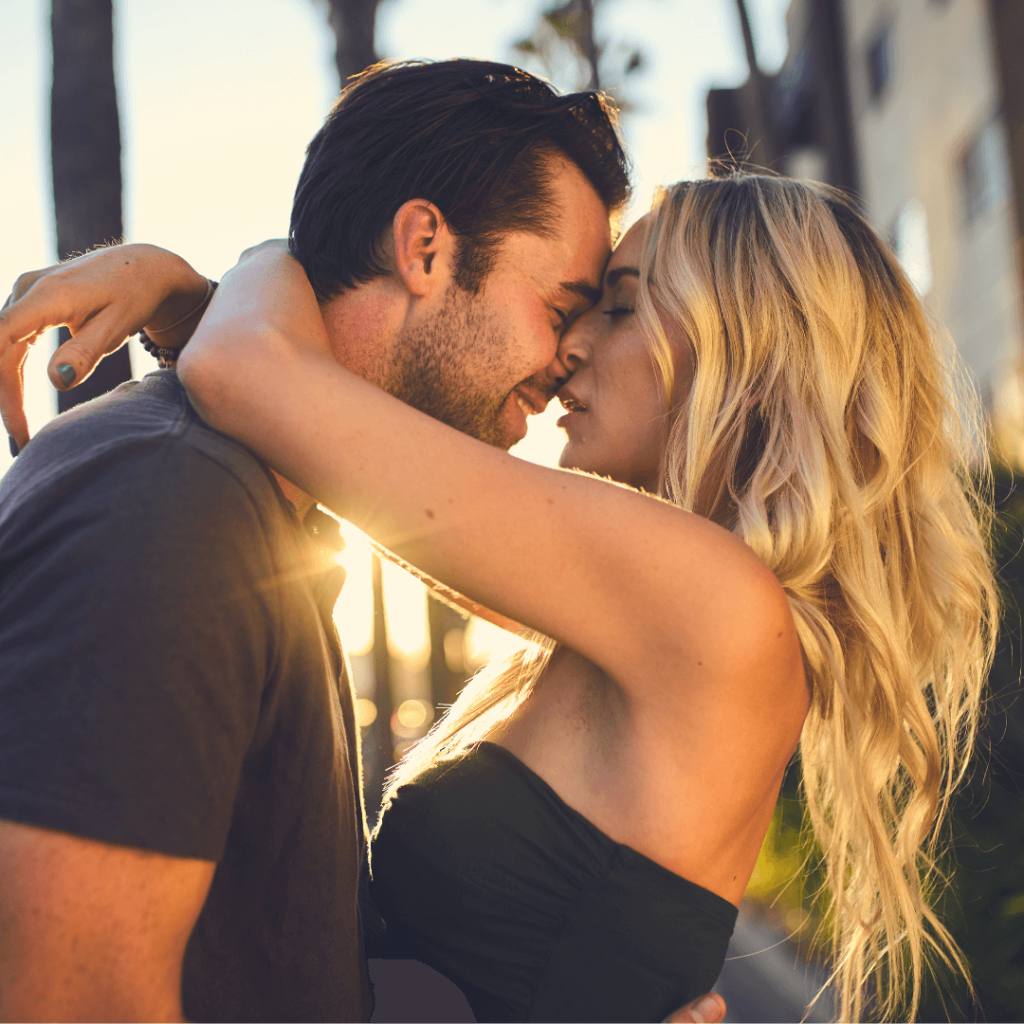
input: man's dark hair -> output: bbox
[289,59,631,298]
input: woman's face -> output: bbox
[556,214,694,493]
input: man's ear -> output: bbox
[392,199,455,298]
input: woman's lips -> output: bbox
[556,408,587,432]
[556,391,588,432]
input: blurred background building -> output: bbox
[708,0,1024,450]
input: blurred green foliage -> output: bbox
[747,463,1024,1022]
[929,463,1024,1021]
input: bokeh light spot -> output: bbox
[355,696,378,728]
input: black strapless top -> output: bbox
[368,742,737,1023]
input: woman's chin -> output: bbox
[557,445,589,474]
[558,449,634,487]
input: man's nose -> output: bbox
[556,320,592,377]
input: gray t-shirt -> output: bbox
[0,371,370,1022]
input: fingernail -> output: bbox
[8,435,18,458]
[692,995,720,1023]
[56,364,76,387]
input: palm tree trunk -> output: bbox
[326,0,382,84]
[732,0,775,167]
[576,0,601,90]
[50,0,131,411]
[986,0,1024,326]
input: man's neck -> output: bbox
[270,277,406,523]
[320,274,408,388]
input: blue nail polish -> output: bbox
[56,364,76,387]
[8,435,18,458]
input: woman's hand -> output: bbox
[199,239,330,358]
[178,241,334,419]
[663,992,726,1023]
[0,244,209,450]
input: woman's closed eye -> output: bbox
[602,306,634,318]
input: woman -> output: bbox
[4,173,998,1022]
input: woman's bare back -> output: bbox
[493,643,808,905]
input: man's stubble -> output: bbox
[383,283,531,450]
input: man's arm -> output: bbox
[0,820,215,1022]
[0,430,274,1021]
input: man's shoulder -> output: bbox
[0,371,287,533]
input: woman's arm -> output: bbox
[180,248,799,699]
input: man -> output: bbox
[0,61,727,1023]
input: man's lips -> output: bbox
[514,392,533,420]
[513,386,548,417]
[501,385,559,447]
[504,387,545,446]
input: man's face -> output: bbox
[384,157,612,450]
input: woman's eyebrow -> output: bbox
[605,266,640,288]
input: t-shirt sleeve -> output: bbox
[0,440,279,861]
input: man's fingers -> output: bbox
[0,338,32,452]
[662,992,726,1024]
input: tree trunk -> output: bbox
[732,0,775,168]
[808,0,860,198]
[428,598,469,713]
[51,0,131,411]
[368,552,394,808]
[576,0,600,91]
[326,0,382,84]
[986,0,1024,330]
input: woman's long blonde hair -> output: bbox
[384,173,998,1022]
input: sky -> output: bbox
[0,0,791,654]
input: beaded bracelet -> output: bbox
[139,279,218,368]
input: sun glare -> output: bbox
[333,521,375,656]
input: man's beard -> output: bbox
[382,284,524,449]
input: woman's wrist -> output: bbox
[139,248,214,351]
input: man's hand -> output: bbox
[0,818,215,1022]
[663,992,727,1023]
[0,244,208,450]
